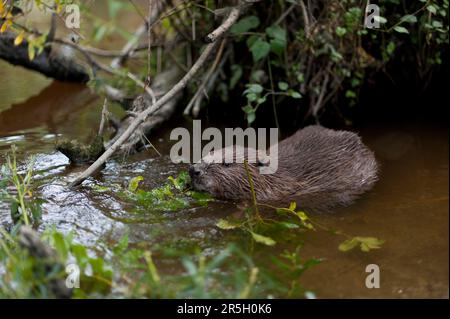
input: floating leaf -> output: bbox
[339,237,385,252]
[338,238,359,251]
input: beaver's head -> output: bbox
[188,146,271,200]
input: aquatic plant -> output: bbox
[0,145,42,226]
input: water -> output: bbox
[0,58,448,298]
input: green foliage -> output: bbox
[339,237,385,252]
[241,82,301,125]
[0,146,41,226]
[217,199,384,253]
[216,0,449,123]
[111,171,213,212]
[231,15,260,34]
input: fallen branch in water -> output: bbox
[69,6,243,188]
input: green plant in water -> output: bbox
[0,145,42,226]
[126,171,214,211]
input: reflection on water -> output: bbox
[0,65,448,298]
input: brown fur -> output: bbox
[189,125,378,210]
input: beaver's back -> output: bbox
[276,125,378,209]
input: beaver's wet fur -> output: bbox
[189,125,378,210]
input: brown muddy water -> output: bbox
[0,60,448,298]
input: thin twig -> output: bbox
[127,72,157,105]
[98,98,109,136]
[184,39,227,115]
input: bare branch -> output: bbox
[69,6,244,188]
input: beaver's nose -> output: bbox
[189,166,202,177]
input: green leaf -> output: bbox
[246,93,258,102]
[251,232,276,246]
[167,171,189,190]
[244,83,264,95]
[401,14,417,23]
[128,176,144,192]
[251,70,266,83]
[28,43,35,61]
[242,105,254,114]
[393,26,409,34]
[338,238,359,251]
[92,185,110,193]
[187,191,213,204]
[427,5,437,15]
[288,90,302,99]
[246,111,256,125]
[358,237,385,250]
[108,0,126,19]
[335,26,347,37]
[266,25,286,41]
[249,37,271,62]
[345,90,357,98]
[339,237,385,252]
[216,219,239,230]
[278,82,289,91]
[386,41,396,55]
[231,15,260,34]
[269,38,285,56]
[278,222,300,229]
[288,202,297,211]
[373,16,387,24]
[266,25,286,56]
[229,64,243,90]
[432,20,443,28]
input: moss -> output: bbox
[56,135,105,164]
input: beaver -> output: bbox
[189,125,378,210]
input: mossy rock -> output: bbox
[56,135,105,164]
